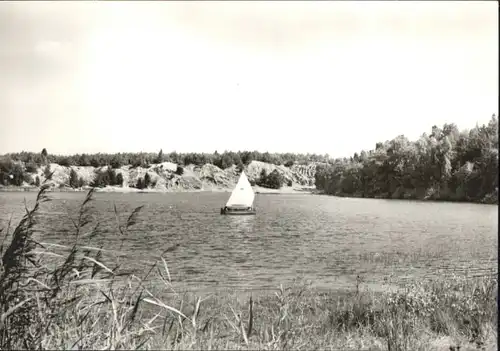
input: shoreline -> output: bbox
[0,185,317,195]
[1,185,496,204]
[313,190,498,205]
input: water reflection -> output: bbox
[224,215,256,234]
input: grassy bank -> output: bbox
[0,185,497,350]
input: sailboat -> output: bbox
[220,171,256,215]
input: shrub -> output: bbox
[136,177,145,189]
[91,167,124,187]
[10,163,25,186]
[91,168,110,188]
[132,158,149,168]
[265,170,284,189]
[236,162,244,174]
[258,169,267,183]
[25,162,38,173]
[155,149,164,163]
[116,173,124,187]
[0,160,27,186]
[0,157,13,173]
[78,154,91,167]
[144,173,151,188]
[110,157,123,169]
[175,166,184,176]
[58,157,73,167]
[69,168,79,188]
[257,169,284,189]
[107,167,117,185]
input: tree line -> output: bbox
[315,115,498,204]
[0,149,328,171]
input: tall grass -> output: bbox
[0,185,497,350]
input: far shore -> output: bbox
[0,185,317,195]
[2,185,495,204]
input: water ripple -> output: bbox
[0,191,497,293]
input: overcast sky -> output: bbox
[0,1,497,157]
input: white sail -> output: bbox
[225,171,255,208]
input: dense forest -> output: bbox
[315,115,498,204]
[0,149,328,170]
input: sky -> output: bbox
[0,1,498,157]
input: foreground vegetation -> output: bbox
[0,184,497,350]
[316,115,499,204]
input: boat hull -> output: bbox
[221,211,256,216]
[220,207,256,216]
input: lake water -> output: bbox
[0,191,497,294]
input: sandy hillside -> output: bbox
[3,160,322,193]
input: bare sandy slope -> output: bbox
[93,185,315,194]
[1,160,320,194]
